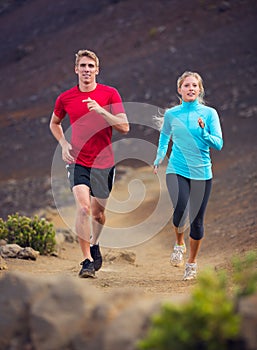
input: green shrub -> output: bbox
[232,250,257,297]
[138,252,257,350]
[138,268,240,350]
[0,213,56,255]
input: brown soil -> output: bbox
[3,156,257,297]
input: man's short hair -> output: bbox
[75,49,99,68]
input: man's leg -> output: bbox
[91,197,108,244]
[72,184,93,261]
[89,197,108,271]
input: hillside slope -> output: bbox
[0,0,256,220]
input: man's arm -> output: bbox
[83,98,129,134]
[49,113,74,163]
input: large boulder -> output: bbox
[238,293,257,350]
[0,272,162,350]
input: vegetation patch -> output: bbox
[0,213,56,255]
[138,251,257,350]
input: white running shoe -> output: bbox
[183,262,197,281]
[170,244,186,267]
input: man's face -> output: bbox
[75,56,99,84]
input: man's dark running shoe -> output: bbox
[90,244,102,271]
[79,259,95,278]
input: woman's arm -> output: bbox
[153,112,172,172]
[199,110,223,151]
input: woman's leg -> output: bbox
[166,174,190,265]
[187,179,212,264]
[187,237,202,264]
[166,174,190,240]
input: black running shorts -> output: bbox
[66,163,115,199]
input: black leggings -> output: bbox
[166,174,212,240]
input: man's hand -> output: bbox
[82,97,129,134]
[49,113,75,163]
[61,140,74,163]
[82,97,104,114]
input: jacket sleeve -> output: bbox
[201,109,223,151]
[154,112,171,166]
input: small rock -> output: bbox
[55,232,65,246]
[56,228,78,243]
[0,256,8,270]
[104,250,136,264]
[218,1,231,12]
[0,239,7,246]
[17,247,40,260]
[0,244,22,258]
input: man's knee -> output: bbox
[92,210,105,224]
[77,204,91,217]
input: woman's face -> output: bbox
[178,76,200,102]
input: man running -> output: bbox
[50,49,129,277]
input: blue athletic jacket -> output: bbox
[154,99,223,180]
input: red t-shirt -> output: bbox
[54,84,125,168]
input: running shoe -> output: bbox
[90,244,103,271]
[79,259,95,278]
[170,244,186,267]
[183,262,197,281]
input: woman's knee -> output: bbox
[190,220,204,240]
[173,208,187,228]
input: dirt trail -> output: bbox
[3,157,256,298]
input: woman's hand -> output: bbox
[153,165,159,174]
[198,118,205,128]
[153,157,163,174]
